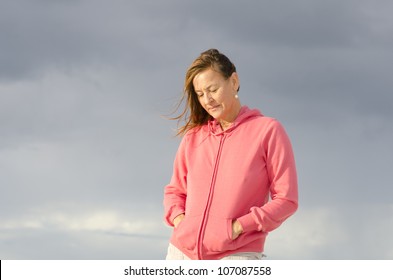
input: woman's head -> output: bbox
[174,49,240,135]
[185,48,238,94]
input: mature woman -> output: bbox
[163,49,298,260]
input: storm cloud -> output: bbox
[1,0,392,259]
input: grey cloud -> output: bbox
[1,0,393,260]
[0,0,187,81]
[0,228,168,259]
[179,0,393,49]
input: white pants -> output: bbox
[166,243,265,260]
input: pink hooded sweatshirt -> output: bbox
[163,106,298,260]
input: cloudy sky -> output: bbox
[1,0,392,260]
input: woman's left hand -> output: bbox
[232,220,243,240]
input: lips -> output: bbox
[209,105,220,111]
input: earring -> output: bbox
[235,94,239,99]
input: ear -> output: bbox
[230,72,240,92]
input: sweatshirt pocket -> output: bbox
[202,217,236,252]
[173,215,201,251]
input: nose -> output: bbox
[202,92,213,105]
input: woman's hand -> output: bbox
[173,214,185,228]
[232,219,243,240]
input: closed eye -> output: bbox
[195,87,218,98]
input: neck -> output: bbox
[219,103,242,131]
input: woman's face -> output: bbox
[193,68,240,123]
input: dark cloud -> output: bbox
[1,0,392,259]
[0,0,186,80]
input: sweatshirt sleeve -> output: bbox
[163,136,188,227]
[237,119,298,233]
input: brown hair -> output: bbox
[172,49,238,136]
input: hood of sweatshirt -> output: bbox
[207,105,263,136]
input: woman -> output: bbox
[163,49,298,260]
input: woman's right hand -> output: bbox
[173,214,185,228]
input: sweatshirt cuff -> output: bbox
[237,213,260,233]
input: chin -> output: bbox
[209,112,223,120]
[208,109,223,119]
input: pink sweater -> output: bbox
[163,106,298,260]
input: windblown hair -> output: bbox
[172,49,237,136]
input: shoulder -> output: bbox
[181,124,209,147]
[245,116,292,146]
[244,114,283,131]
[184,124,208,138]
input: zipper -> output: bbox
[196,134,226,259]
